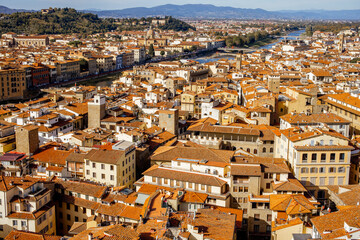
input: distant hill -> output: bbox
[82,4,360,20]
[0,8,195,34]
[1,4,360,20]
[277,9,360,20]
[0,8,117,34]
[83,4,278,19]
[0,5,32,14]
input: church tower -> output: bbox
[235,51,243,71]
[338,33,344,53]
[88,95,106,129]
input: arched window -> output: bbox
[254,149,258,154]
[263,147,266,153]
[246,148,250,153]
[270,148,273,153]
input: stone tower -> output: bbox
[159,109,179,135]
[88,94,106,129]
[267,73,280,94]
[338,33,344,53]
[235,51,243,71]
[16,125,39,155]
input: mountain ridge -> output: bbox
[1,4,360,20]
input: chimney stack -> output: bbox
[88,233,93,240]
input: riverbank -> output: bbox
[191,29,305,63]
[68,72,123,87]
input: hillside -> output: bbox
[158,16,196,31]
[0,8,195,34]
[83,4,360,20]
[1,4,359,22]
[84,4,278,19]
[0,5,32,14]
[0,8,117,35]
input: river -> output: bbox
[259,29,305,50]
[192,29,305,64]
[88,30,306,86]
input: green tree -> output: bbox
[225,38,234,47]
[190,45,198,52]
[68,40,82,47]
[305,26,313,37]
[160,50,165,56]
[148,44,155,57]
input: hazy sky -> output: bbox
[1,0,359,11]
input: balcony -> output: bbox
[189,135,222,148]
[28,187,49,198]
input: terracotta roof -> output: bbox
[231,165,261,176]
[281,127,349,142]
[188,122,261,136]
[84,149,125,164]
[143,165,227,187]
[97,203,142,220]
[187,209,236,240]
[8,201,55,220]
[280,112,350,125]
[65,152,86,163]
[327,185,360,206]
[32,144,71,166]
[272,178,307,192]
[311,206,360,240]
[271,217,303,231]
[5,230,62,240]
[0,176,40,192]
[55,179,107,198]
[64,102,88,115]
[61,195,101,210]
[69,224,139,240]
[212,206,243,229]
[270,194,316,215]
[151,146,234,163]
[181,191,208,203]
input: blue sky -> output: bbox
[1,0,359,11]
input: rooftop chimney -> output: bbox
[88,233,93,240]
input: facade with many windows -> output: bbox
[84,145,136,187]
[0,67,26,101]
[0,176,56,238]
[137,158,231,207]
[275,127,352,199]
[323,93,360,136]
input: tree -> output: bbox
[226,38,234,47]
[305,26,313,37]
[0,8,117,35]
[190,45,198,52]
[350,58,360,63]
[148,44,155,57]
[160,50,165,56]
[68,40,82,48]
